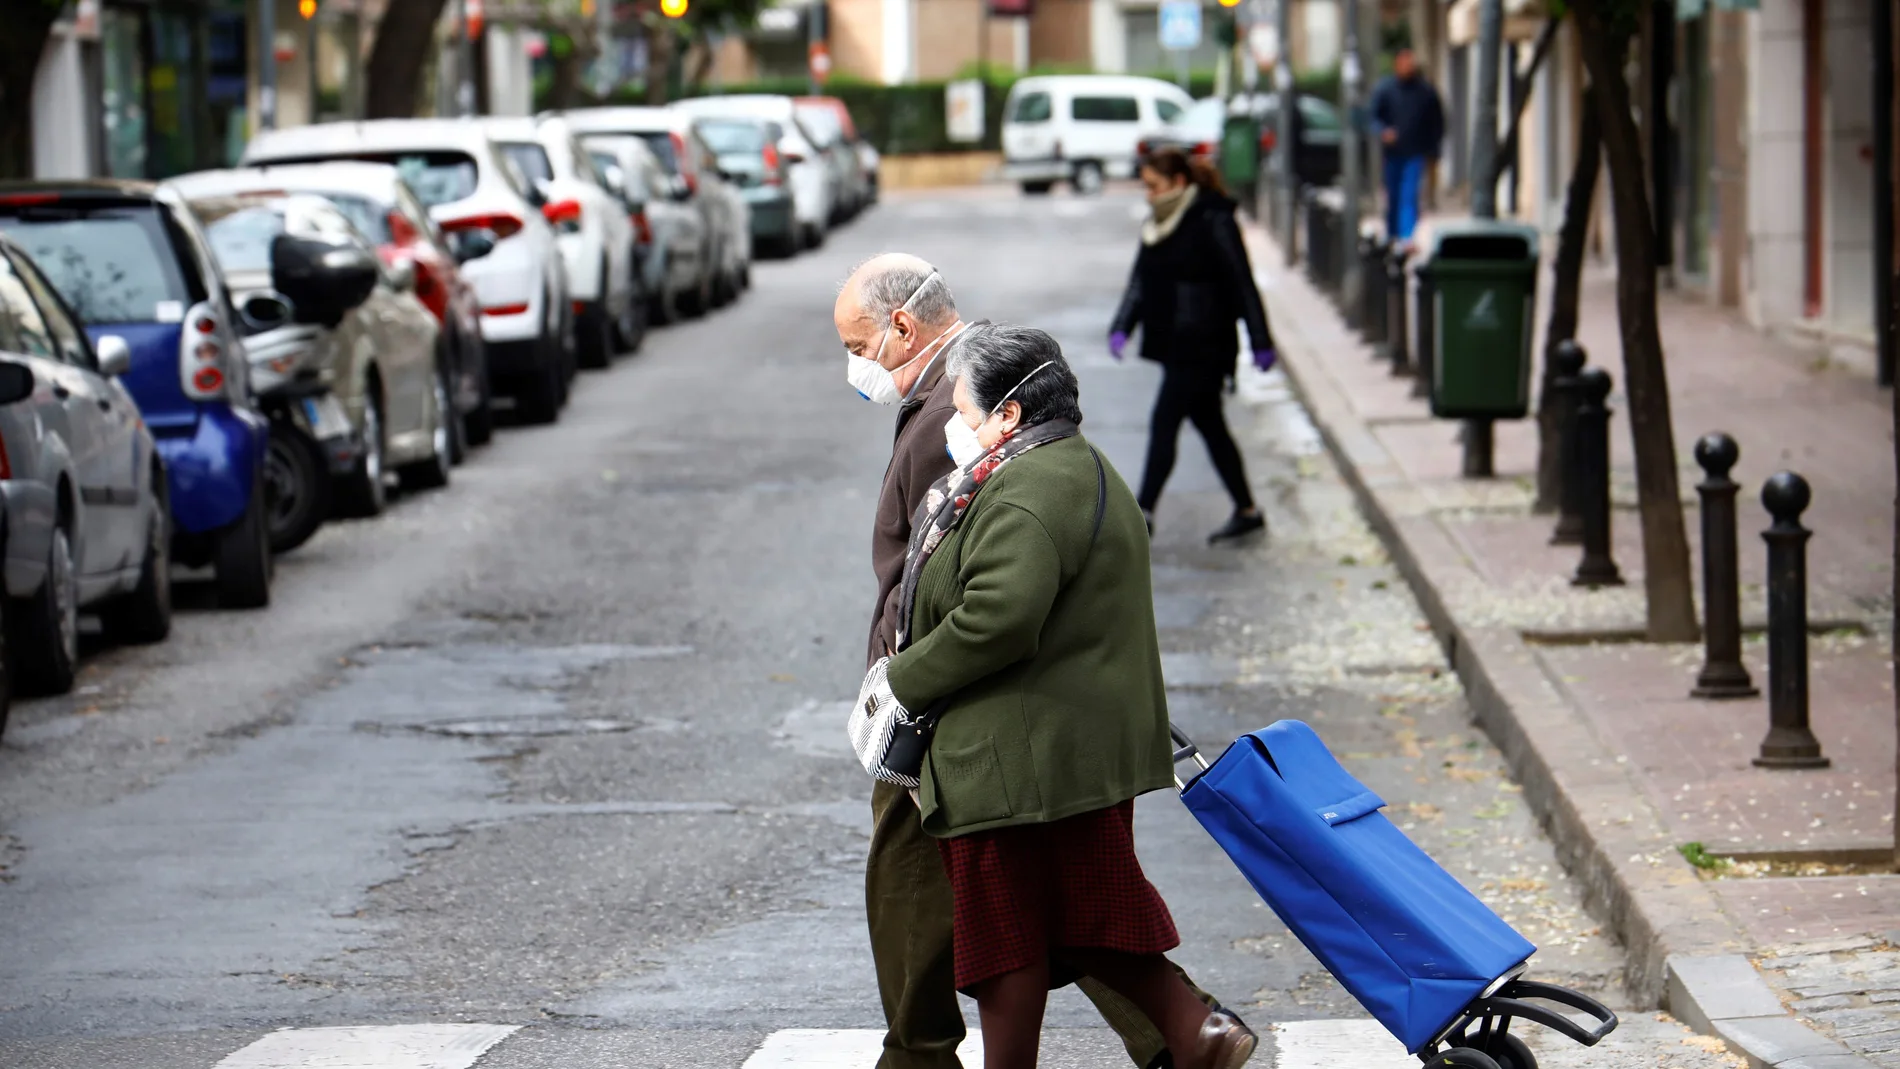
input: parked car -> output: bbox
[241,119,574,424]
[1001,75,1195,194]
[792,98,869,220]
[667,96,833,250]
[0,181,273,610]
[0,235,173,700]
[560,107,748,316]
[484,116,640,369]
[172,175,453,539]
[581,133,708,325]
[221,160,495,457]
[1137,93,1349,189]
[796,96,878,206]
[690,117,797,259]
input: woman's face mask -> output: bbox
[943,360,1058,469]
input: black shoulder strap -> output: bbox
[1090,448,1107,547]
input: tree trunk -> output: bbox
[0,5,62,179]
[1574,0,1699,642]
[364,0,451,119]
[687,35,717,94]
[644,23,673,104]
[1534,83,1605,512]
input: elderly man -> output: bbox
[835,254,1231,1069]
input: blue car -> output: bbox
[0,182,273,608]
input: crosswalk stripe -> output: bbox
[741,1029,986,1068]
[1269,1020,1414,1069]
[211,1023,520,1069]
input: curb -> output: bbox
[1240,222,1883,1069]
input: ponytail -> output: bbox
[1139,146,1228,198]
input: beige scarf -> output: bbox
[1141,184,1198,246]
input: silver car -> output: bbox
[0,235,171,709]
[171,176,452,517]
[583,134,706,325]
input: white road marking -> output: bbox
[1270,1019,1414,1069]
[741,1029,985,1068]
[213,1024,520,1069]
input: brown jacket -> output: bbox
[867,343,963,667]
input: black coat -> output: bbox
[1111,191,1274,370]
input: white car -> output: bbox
[241,119,573,424]
[581,133,708,324]
[484,116,640,370]
[1000,75,1195,195]
[668,96,833,250]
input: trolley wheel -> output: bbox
[1424,1048,1504,1069]
[1471,1034,1536,1069]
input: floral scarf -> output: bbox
[893,418,1080,650]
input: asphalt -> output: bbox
[0,186,1744,1069]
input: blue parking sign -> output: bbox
[1159,0,1202,51]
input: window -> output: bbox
[310,192,392,244]
[1300,97,1342,133]
[1179,97,1227,136]
[696,120,767,155]
[11,253,92,367]
[266,151,480,208]
[1156,99,1184,123]
[499,142,555,187]
[1010,91,1052,124]
[196,201,287,275]
[0,255,59,359]
[637,133,680,174]
[1072,96,1139,122]
[0,205,193,324]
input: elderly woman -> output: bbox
[875,325,1256,1069]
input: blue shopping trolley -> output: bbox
[1171,720,1618,1069]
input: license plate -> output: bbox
[301,395,353,441]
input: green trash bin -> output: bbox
[1221,113,1260,195]
[1424,220,1540,420]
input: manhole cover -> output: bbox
[416,717,636,738]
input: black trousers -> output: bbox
[1137,362,1255,512]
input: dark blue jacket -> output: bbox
[1369,75,1446,161]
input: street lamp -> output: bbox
[661,0,687,18]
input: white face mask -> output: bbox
[942,360,1058,470]
[847,271,949,405]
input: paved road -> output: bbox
[0,187,1739,1069]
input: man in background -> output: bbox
[1369,47,1446,252]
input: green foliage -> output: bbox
[1677,841,1731,872]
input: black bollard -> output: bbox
[1548,341,1589,545]
[1387,249,1411,375]
[1753,473,1830,768]
[1462,420,1495,478]
[1691,434,1758,699]
[1412,263,1435,400]
[1570,367,1624,588]
[1361,234,1389,345]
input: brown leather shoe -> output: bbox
[1192,1011,1258,1069]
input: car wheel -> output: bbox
[336,384,388,518]
[101,476,172,645]
[263,425,331,553]
[464,361,496,446]
[400,365,454,492]
[651,258,682,325]
[1021,181,1055,196]
[616,283,646,355]
[577,304,613,370]
[1072,161,1105,195]
[9,524,80,696]
[214,476,273,610]
[514,328,564,425]
[681,269,711,318]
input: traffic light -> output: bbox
[660,0,688,16]
[298,0,317,18]
[1217,0,1241,8]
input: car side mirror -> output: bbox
[0,360,34,404]
[94,335,132,378]
[239,292,294,332]
[270,233,379,327]
[448,229,497,264]
[525,180,550,209]
[386,257,416,293]
[671,176,693,202]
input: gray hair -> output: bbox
[848,256,959,326]
[946,324,1083,426]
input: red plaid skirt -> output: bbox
[936,800,1180,991]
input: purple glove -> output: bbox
[1108,331,1129,360]
[1252,348,1277,373]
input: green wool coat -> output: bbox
[884,435,1174,839]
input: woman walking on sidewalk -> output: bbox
[860,325,1257,1069]
[1110,148,1276,543]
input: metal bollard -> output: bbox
[1304,195,1325,290]
[1692,434,1759,699]
[1569,366,1624,588]
[1360,234,1389,345]
[1462,420,1496,478]
[1547,341,1588,545]
[1411,263,1435,400]
[1387,249,1410,375]
[1753,473,1830,768]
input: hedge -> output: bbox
[662,68,1344,157]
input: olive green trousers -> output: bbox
[867,780,1217,1069]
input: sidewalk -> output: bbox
[1244,218,1899,1069]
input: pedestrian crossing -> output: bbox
[196,1019,1421,1069]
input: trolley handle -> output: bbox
[1474,980,1619,1047]
[1170,724,1212,791]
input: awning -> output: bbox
[1446,0,1550,47]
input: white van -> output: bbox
[1001,75,1196,195]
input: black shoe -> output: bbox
[1207,511,1265,544]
